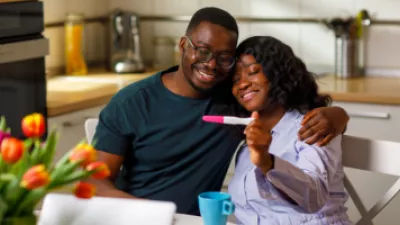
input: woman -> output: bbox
[228,36,352,224]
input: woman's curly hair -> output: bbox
[234,36,332,113]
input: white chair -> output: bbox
[84,118,98,144]
[342,135,400,225]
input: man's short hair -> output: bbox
[186,7,239,37]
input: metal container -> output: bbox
[334,34,360,78]
[329,15,369,79]
[109,9,145,73]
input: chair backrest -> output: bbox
[84,118,98,144]
[342,135,400,225]
[38,193,176,225]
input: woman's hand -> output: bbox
[298,107,349,146]
[244,112,274,174]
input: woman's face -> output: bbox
[232,54,270,112]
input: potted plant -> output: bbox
[0,113,110,225]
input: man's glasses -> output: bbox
[184,36,236,70]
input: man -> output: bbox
[90,7,349,215]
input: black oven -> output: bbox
[0,1,48,139]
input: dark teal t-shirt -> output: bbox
[93,66,244,215]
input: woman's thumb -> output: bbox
[251,111,259,119]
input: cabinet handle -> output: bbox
[62,116,92,128]
[348,112,390,119]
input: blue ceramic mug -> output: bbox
[198,192,235,225]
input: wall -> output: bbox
[41,0,108,71]
[107,0,400,77]
[43,0,400,77]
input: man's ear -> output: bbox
[179,36,186,54]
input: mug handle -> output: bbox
[222,200,235,215]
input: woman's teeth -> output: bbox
[243,91,257,101]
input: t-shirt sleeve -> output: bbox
[93,100,130,156]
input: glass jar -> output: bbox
[153,36,174,70]
[65,13,88,75]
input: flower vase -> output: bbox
[1,215,37,225]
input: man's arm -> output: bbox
[86,100,139,199]
[85,151,136,199]
[298,106,349,146]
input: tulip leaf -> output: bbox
[0,196,8,222]
[0,156,4,173]
[48,160,82,189]
[53,148,73,170]
[24,139,33,152]
[28,139,41,164]
[3,175,24,210]
[51,170,94,188]
[0,116,6,131]
[0,173,15,193]
[41,130,59,169]
[12,187,46,216]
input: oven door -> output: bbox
[0,37,49,139]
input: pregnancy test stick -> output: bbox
[202,115,254,125]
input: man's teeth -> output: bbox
[244,92,255,98]
[199,71,214,78]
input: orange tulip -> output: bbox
[21,113,45,138]
[74,181,95,199]
[0,131,10,145]
[0,137,24,164]
[69,143,97,167]
[21,164,50,190]
[86,161,111,179]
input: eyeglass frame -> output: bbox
[183,35,236,70]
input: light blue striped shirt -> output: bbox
[228,110,353,224]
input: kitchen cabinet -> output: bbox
[332,101,400,224]
[48,105,105,164]
[333,101,400,142]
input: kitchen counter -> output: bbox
[47,72,155,117]
[317,75,400,105]
[47,73,400,117]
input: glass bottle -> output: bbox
[65,13,88,75]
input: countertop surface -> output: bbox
[47,72,400,117]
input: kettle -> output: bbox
[109,9,145,73]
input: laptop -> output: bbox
[38,193,177,225]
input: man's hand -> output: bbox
[298,106,349,146]
[244,112,274,174]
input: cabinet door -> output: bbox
[333,101,400,142]
[48,105,105,163]
[332,101,400,224]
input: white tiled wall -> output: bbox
[42,0,400,76]
[107,0,400,76]
[41,0,108,69]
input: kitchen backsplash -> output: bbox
[42,0,400,76]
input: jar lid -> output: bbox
[66,13,84,23]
